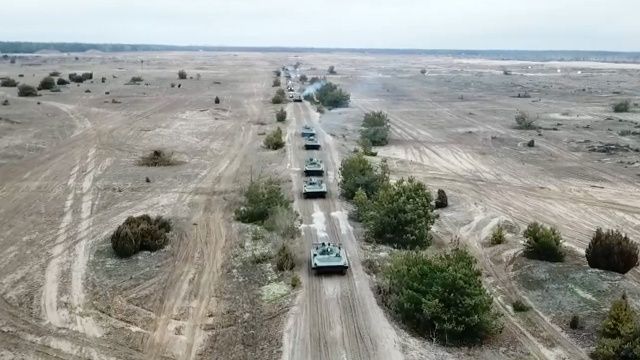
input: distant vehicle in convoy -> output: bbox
[292,93,302,102]
[310,242,349,274]
[303,177,327,198]
[287,85,294,92]
[288,92,294,99]
[301,125,316,138]
[304,158,324,176]
[304,135,320,150]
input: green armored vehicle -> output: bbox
[301,125,316,138]
[304,158,324,176]
[302,177,327,198]
[310,242,349,274]
[304,135,321,150]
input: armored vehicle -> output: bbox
[304,135,320,150]
[302,177,327,198]
[292,93,303,102]
[304,158,324,176]
[310,242,349,274]
[301,125,315,138]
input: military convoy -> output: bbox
[304,158,324,176]
[304,135,321,150]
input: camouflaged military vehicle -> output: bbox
[310,242,349,274]
[301,125,315,138]
[302,177,327,198]
[304,158,324,176]
[304,135,320,150]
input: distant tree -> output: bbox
[316,82,350,109]
[592,294,640,360]
[56,77,70,86]
[434,189,448,209]
[514,110,536,129]
[490,225,506,245]
[327,65,337,75]
[420,68,427,75]
[0,78,18,87]
[264,127,285,150]
[299,74,308,83]
[339,153,389,200]
[276,107,287,122]
[214,96,220,104]
[234,178,290,224]
[178,70,187,80]
[613,100,630,113]
[273,78,281,87]
[360,111,390,146]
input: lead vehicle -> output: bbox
[302,177,327,198]
[310,242,349,274]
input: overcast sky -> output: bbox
[4,0,639,51]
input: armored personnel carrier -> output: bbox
[301,125,315,138]
[304,135,320,150]
[310,242,349,274]
[292,93,302,102]
[302,177,327,198]
[304,158,324,176]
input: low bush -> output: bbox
[309,76,321,84]
[316,82,350,109]
[358,137,377,156]
[420,69,427,75]
[214,96,220,104]
[527,139,535,147]
[49,71,61,77]
[586,228,638,274]
[512,300,530,312]
[339,152,389,199]
[2,99,9,106]
[523,222,565,262]
[569,315,581,330]
[434,189,448,209]
[327,65,337,75]
[138,150,178,167]
[360,111,390,146]
[263,205,300,240]
[490,225,506,245]
[365,177,435,249]
[299,74,308,83]
[127,76,143,84]
[275,243,295,271]
[290,273,301,288]
[264,127,285,150]
[272,94,284,104]
[613,100,630,113]
[234,178,290,224]
[17,84,38,97]
[38,76,56,90]
[276,107,287,122]
[81,72,93,80]
[381,249,501,344]
[1,78,18,87]
[515,110,536,129]
[178,70,187,80]
[592,294,639,360]
[68,73,84,83]
[56,77,70,85]
[101,76,106,83]
[110,214,172,258]
[273,78,281,87]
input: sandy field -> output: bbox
[0,51,639,360]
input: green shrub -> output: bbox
[1,78,18,87]
[264,127,285,150]
[178,70,187,80]
[110,214,172,258]
[570,315,581,330]
[360,111,390,146]
[17,84,38,97]
[358,137,377,156]
[56,77,69,86]
[512,300,530,312]
[275,107,287,122]
[275,243,295,271]
[381,249,501,344]
[299,74,308,83]
[272,94,284,104]
[613,100,630,113]
[68,73,84,83]
[263,205,300,240]
[214,96,220,104]
[316,82,350,109]
[420,69,427,75]
[81,72,93,80]
[515,110,536,129]
[350,187,369,221]
[522,222,565,262]
[434,189,448,209]
[138,150,177,167]
[309,76,321,84]
[290,273,301,288]
[234,178,289,224]
[339,153,389,200]
[38,76,56,90]
[586,228,638,274]
[327,65,336,75]
[273,78,281,87]
[592,294,639,360]
[490,225,506,245]
[273,69,281,77]
[365,177,435,249]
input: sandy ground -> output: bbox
[0,51,639,359]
